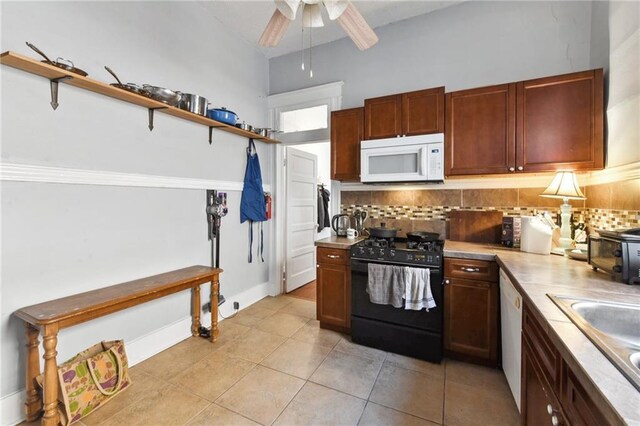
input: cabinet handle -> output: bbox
[460,267,480,273]
[327,254,341,259]
[508,167,515,172]
[444,279,450,285]
[547,405,553,415]
[551,415,560,426]
[517,166,524,171]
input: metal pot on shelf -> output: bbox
[177,93,208,116]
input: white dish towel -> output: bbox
[404,267,436,311]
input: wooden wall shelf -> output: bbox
[0,51,279,144]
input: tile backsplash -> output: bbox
[341,180,640,238]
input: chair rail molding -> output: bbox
[0,162,271,192]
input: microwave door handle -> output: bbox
[420,147,427,178]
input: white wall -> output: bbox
[607,1,640,167]
[291,142,332,240]
[270,1,608,108]
[0,1,275,415]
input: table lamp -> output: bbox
[540,171,586,252]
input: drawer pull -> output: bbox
[327,254,341,259]
[460,267,480,273]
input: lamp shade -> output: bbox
[540,171,586,200]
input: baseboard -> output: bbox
[1,390,25,426]
[1,280,274,426]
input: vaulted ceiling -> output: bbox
[200,1,462,58]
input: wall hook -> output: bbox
[49,76,72,110]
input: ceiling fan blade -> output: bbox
[259,9,291,47]
[337,2,379,50]
[275,0,301,20]
[323,0,349,20]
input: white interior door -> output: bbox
[285,147,318,292]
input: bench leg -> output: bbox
[41,324,59,426]
[191,286,201,336]
[210,279,219,342]
[24,324,42,421]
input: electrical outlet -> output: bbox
[202,302,211,313]
[233,301,239,310]
[218,294,226,306]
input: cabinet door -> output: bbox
[402,87,445,136]
[443,276,498,364]
[561,362,608,426]
[316,262,351,332]
[331,108,363,182]
[516,69,604,172]
[522,338,566,426]
[364,94,402,140]
[445,84,516,176]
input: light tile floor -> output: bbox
[22,295,519,426]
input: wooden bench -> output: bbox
[14,265,222,426]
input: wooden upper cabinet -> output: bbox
[402,87,445,136]
[445,84,516,176]
[516,69,604,172]
[364,94,402,140]
[331,107,363,182]
[365,87,445,140]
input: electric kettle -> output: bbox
[331,214,351,237]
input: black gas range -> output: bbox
[350,237,443,268]
[350,236,445,363]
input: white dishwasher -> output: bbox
[500,269,522,411]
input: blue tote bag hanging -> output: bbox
[240,139,267,262]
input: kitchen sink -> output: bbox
[549,295,640,392]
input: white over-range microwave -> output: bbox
[360,133,445,183]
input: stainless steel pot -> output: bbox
[235,121,252,132]
[27,42,88,77]
[177,93,208,116]
[254,128,272,138]
[142,84,181,106]
[104,66,150,97]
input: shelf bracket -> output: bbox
[208,127,214,145]
[49,76,72,110]
[147,107,168,131]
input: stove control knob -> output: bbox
[368,248,375,256]
[389,250,396,257]
[379,249,385,256]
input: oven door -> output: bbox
[351,258,444,361]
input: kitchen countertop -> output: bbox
[444,241,640,424]
[315,235,365,249]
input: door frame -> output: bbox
[268,83,343,295]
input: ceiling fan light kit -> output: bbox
[259,0,378,51]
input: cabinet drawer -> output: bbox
[445,258,498,282]
[317,247,350,265]
[523,304,560,390]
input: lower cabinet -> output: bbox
[316,247,351,333]
[443,258,499,366]
[522,303,611,425]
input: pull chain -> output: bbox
[301,21,305,71]
[309,25,313,78]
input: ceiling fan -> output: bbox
[259,0,379,51]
